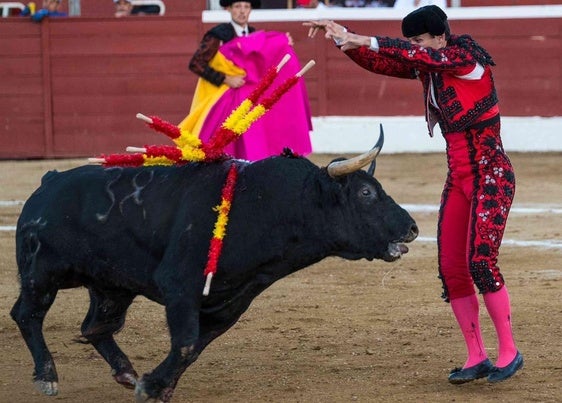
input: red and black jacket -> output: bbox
[345,34,499,136]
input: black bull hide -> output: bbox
[11,153,418,402]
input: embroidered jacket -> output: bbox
[189,23,257,87]
[345,34,499,136]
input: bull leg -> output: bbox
[10,283,59,396]
[135,299,202,403]
[80,288,138,389]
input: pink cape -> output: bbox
[199,31,313,161]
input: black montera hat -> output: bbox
[401,5,448,37]
[220,0,261,8]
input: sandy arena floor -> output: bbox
[0,152,560,402]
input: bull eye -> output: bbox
[360,186,377,200]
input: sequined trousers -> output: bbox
[437,115,516,301]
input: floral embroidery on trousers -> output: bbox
[437,117,515,301]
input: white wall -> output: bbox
[310,116,562,153]
[203,5,562,22]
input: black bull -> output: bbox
[11,138,418,402]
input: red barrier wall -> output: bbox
[0,14,560,158]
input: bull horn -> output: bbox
[367,124,384,176]
[327,124,384,177]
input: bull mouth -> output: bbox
[382,224,419,262]
[382,242,410,262]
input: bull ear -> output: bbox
[367,124,384,176]
[327,123,384,177]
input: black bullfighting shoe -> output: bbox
[448,358,493,384]
[487,351,524,383]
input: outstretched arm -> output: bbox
[304,20,416,79]
[375,36,484,76]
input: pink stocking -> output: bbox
[483,285,518,367]
[450,293,488,368]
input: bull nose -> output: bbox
[406,223,419,242]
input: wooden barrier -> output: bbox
[0,13,560,158]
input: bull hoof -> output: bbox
[34,380,58,396]
[112,370,138,389]
[134,380,167,403]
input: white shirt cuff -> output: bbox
[369,37,379,52]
